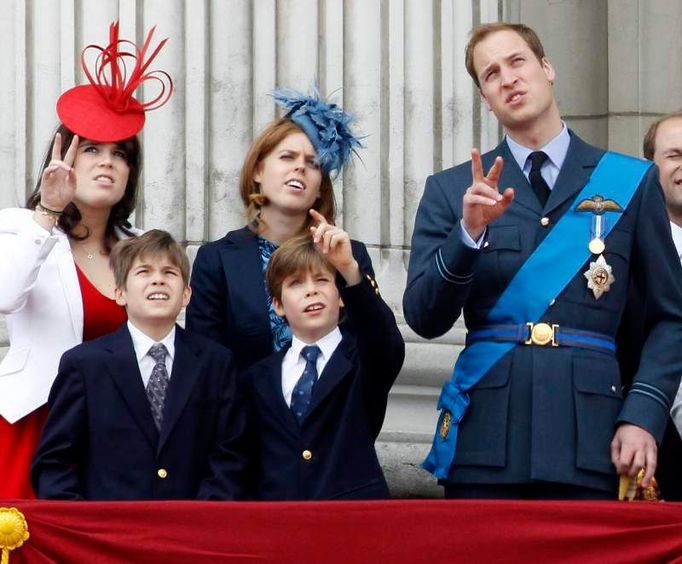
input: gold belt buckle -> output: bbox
[525,322,559,346]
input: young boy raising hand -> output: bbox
[242,210,405,500]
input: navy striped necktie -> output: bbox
[290,345,321,423]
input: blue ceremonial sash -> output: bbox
[423,151,652,479]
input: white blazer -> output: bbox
[0,208,140,422]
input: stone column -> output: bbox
[608,0,682,156]
[507,0,609,147]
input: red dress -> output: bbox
[0,264,126,498]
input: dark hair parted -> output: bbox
[239,118,336,234]
[642,112,682,160]
[109,229,190,290]
[265,235,336,303]
[465,22,546,89]
[26,123,141,253]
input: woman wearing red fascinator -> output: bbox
[0,22,172,498]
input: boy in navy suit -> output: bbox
[242,211,405,500]
[32,230,246,500]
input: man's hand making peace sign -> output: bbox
[461,148,515,241]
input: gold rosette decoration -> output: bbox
[618,470,661,502]
[0,508,30,564]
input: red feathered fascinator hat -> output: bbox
[57,21,173,142]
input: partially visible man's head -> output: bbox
[643,113,682,223]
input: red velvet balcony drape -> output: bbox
[2,499,682,563]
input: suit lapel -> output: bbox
[305,339,355,418]
[222,228,271,336]
[255,341,354,425]
[158,327,201,451]
[105,326,159,448]
[253,352,297,426]
[54,233,84,342]
[544,132,603,215]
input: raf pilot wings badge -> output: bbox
[576,194,624,298]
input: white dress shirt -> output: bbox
[127,321,176,388]
[281,327,342,407]
[668,221,682,438]
[506,122,570,190]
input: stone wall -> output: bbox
[2,0,682,497]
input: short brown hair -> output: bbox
[110,229,190,290]
[465,22,546,89]
[266,235,336,303]
[240,118,336,234]
[643,112,682,160]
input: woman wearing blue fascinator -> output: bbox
[186,87,375,370]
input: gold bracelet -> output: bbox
[36,203,64,218]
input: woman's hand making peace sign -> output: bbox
[39,132,80,212]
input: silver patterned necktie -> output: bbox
[147,343,169,430]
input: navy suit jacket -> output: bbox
[618,252,682,501]
[31,324,247,501]
[186,226,375,370]
[404,132,682,493]
[242,275,405,500]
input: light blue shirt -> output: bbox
[461,123,571,248]
[506,122,570,190]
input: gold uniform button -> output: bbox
[157,468,168,479]
[540,217,550,227]
[302,450,313,461]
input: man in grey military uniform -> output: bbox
[404,22,682,499]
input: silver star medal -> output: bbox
[584,255,615,299]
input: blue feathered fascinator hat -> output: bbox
[273,87,363,176]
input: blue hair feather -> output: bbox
[272,86,363,176]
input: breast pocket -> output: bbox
[562,225,632,314]
[479,225,523,294]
